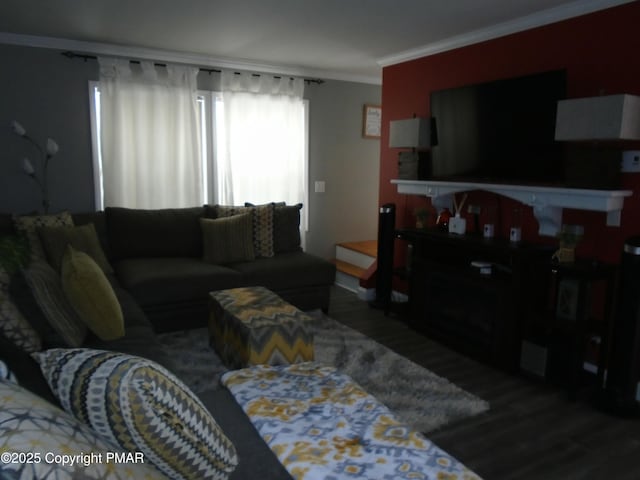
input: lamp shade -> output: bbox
[555,94,640,141]
[389,117,431,148]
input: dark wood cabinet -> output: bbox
[545,261,618,397]
[397,228,553,371]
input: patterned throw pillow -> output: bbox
[34,348,239,480]
[0,235,41,353]
[214,205,245,218]
[12,211,74,263]
[22,260,88,347]
[244,202,277,258]
[201,214,255,264]
[217,204,276,257]
[0,379,167,480]
[39,222,113,273]
[61,246,124,340]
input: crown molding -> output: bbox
[377,0,635,68]
[0,32,382,85]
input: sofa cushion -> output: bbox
[0,234,41,353]
[273,203,303,253]
[22,260,88,347]
[0,379,167,480]
[61,246,124,341]
[115,257,243,308]
[244,202,277,257]
[34,348,238,480]
[8,268,71,348]
[39,222,113,273]
[72,211,112,259]
[197,388,294,480]
[13,211,74,263]
[85,280,177,372]
[229,251,337,290]
[106,206,205,260]
[217,204,276,258]
[201,213,255,264]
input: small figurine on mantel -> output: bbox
[552,224,585,263]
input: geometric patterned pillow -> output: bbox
[217,203,275,258]
[34,349,238,480]
[0,271,42,353]
[215,205,245,219]
[12,211,74,264]
[0,379,168,480]
[244,202,276,258]
[0,235,42,353]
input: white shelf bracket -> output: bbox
[531,204,563,236]
[606,209,622,227]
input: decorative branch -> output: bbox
[11,120,58,214]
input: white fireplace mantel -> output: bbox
[391,179,633,236]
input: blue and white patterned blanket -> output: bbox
[221,362,482,480]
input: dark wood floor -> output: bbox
[328,286,640,480]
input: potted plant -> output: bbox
[553,224,584,263]
[414,207,430,229]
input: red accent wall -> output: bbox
[380,2,640,264]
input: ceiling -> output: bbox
[0,0,632,84]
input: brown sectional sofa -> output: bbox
[0,204,336,480]
[100,205,335,332]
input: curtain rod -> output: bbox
[61,51,325,85]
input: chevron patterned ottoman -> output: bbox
[208,286,315,369]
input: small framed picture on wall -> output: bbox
[362,104,382,139]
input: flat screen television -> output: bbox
[429,69,567,185]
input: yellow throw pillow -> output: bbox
[61,245,124,340]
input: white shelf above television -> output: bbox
[391,179,633,236]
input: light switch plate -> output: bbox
[314,181,325,193]
[621,151,640,173]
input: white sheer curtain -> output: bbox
[98,58,202,208]
[215,71,306,206]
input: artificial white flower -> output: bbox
[21,157,35,176]
[12,120,58,214]
[11,120,26,136]
[46,138,59,156]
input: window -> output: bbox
[88,81,103,210]
[89,81,309,233]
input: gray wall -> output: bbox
[1,44,97,214]
[0,43,381,260]
[305,81,381,259]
